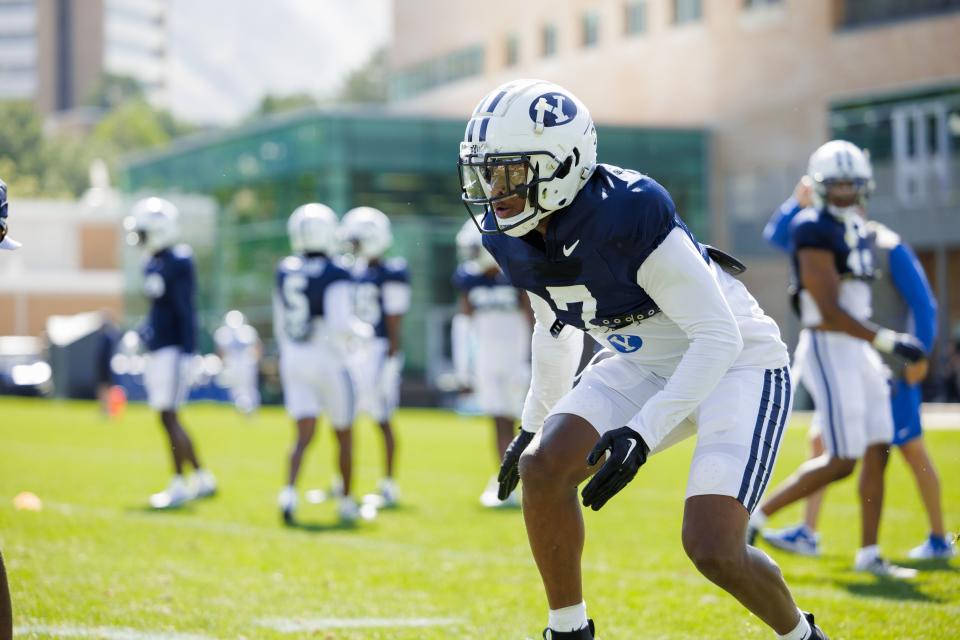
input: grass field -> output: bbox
[1,398,958,639]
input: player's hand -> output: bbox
[903,359,929,386]
[794,176,814,209]
[874,329,926,364]
[581,427,649,511]
[497,429,535,500]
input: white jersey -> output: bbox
[214,324,260,364]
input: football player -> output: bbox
[340,206,411,507]
[747,141,928,577]
[452,219,532,507]
[760,173,951,561]
[124,197,216,509]
[0,178,22,250]
[459,79,827,640]
[275,204,370,524]
[214,309,262,416]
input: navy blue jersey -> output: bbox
[275,255,353,342]
[790,208,876,291]
[481,164,706,331]
[142,245,197,353]
[452,264,520,312]
[352,257,410,339]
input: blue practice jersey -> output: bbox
[482,164,706,332]
[352,257,410,339]
[142,245,197,353]
[452,264,521,313]
[275,255,353,343]
[790,207,876,285]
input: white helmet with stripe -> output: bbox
[455,218,498,272]
[458,79,597,237]
[807,140,874,217]
[287,203,339,255]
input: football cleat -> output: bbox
[379,478,400,508]
[854,556,918,579]
[191,470,217,499]
[803,612,829,640]
[543,620,594,639]
[149,477,190,510]
[338,496,360,523]
[761,523,820,557]
[908,534,955,560]
[277,486,297,525]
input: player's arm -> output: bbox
[325,279,373,340]
[582,228,744,510]
[798,247,926,362]
[889,242,937,383]
[382,279,411,358]
[171,259,198,354]
[630,228,743,450]
[497,291,581,499]
[763,178,813,253]
[451,294,474,390]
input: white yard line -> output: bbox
[15,624,215,640]
[257,617,464,632]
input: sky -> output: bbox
[166,0,391,124]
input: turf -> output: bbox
[0,398,957,639]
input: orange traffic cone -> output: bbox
[107,385,127,420]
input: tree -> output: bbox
[247,93,317,120]
[334,48,388,105]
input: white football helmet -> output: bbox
[456,218,498,272]
[341,206,392,259]
[224,309,246,329]
[124,197,179,253]
[288,203,339,255]
[0,177,20,250]
[459,78,597,237]
[807,140,874,217]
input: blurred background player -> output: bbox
[214,309,262,417]
[124,197,216,509]
[340,206,411,507]
[95,310,121,418]
[274,203,371,524]
[747,141,927,577]
[452,219,532,507]
[761,176,952,561]
[0,178,21,251]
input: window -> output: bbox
[744,0,782,8]
[582,11,599,47]
[542,23,557,57]
[505,33,519,67]
[625,0,647,35]
[839,0,960,28]
[674,0,702,24]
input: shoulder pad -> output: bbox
[278,255,303,272]
[171,244,194,259]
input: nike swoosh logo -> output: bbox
[562,239,580,257]
[623,437,637,463]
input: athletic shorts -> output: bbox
[280,347,354,429]
[549,355,792,512]
[350,338,398,423]
[144,346,191,411]
[794,329,893,458]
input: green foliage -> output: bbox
[248,93,318,120]
[0,74,194,198]
[335,47,388,105]
[1,399,958,639]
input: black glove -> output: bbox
[581,427,649,511]
[874,328,926,364]
[0,218,7,242]
[497,429,535,500]
[892,334,926,364]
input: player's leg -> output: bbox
[686,366,827,638]
[522,355,660,636]
[327,365,360,520]
[286,417,317,487]
[751,332,859,533]
[762,428,826,556]
[376,357,399,502]
[278,351,320,523]
[519,412,598,612]
[0,550,11,640]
